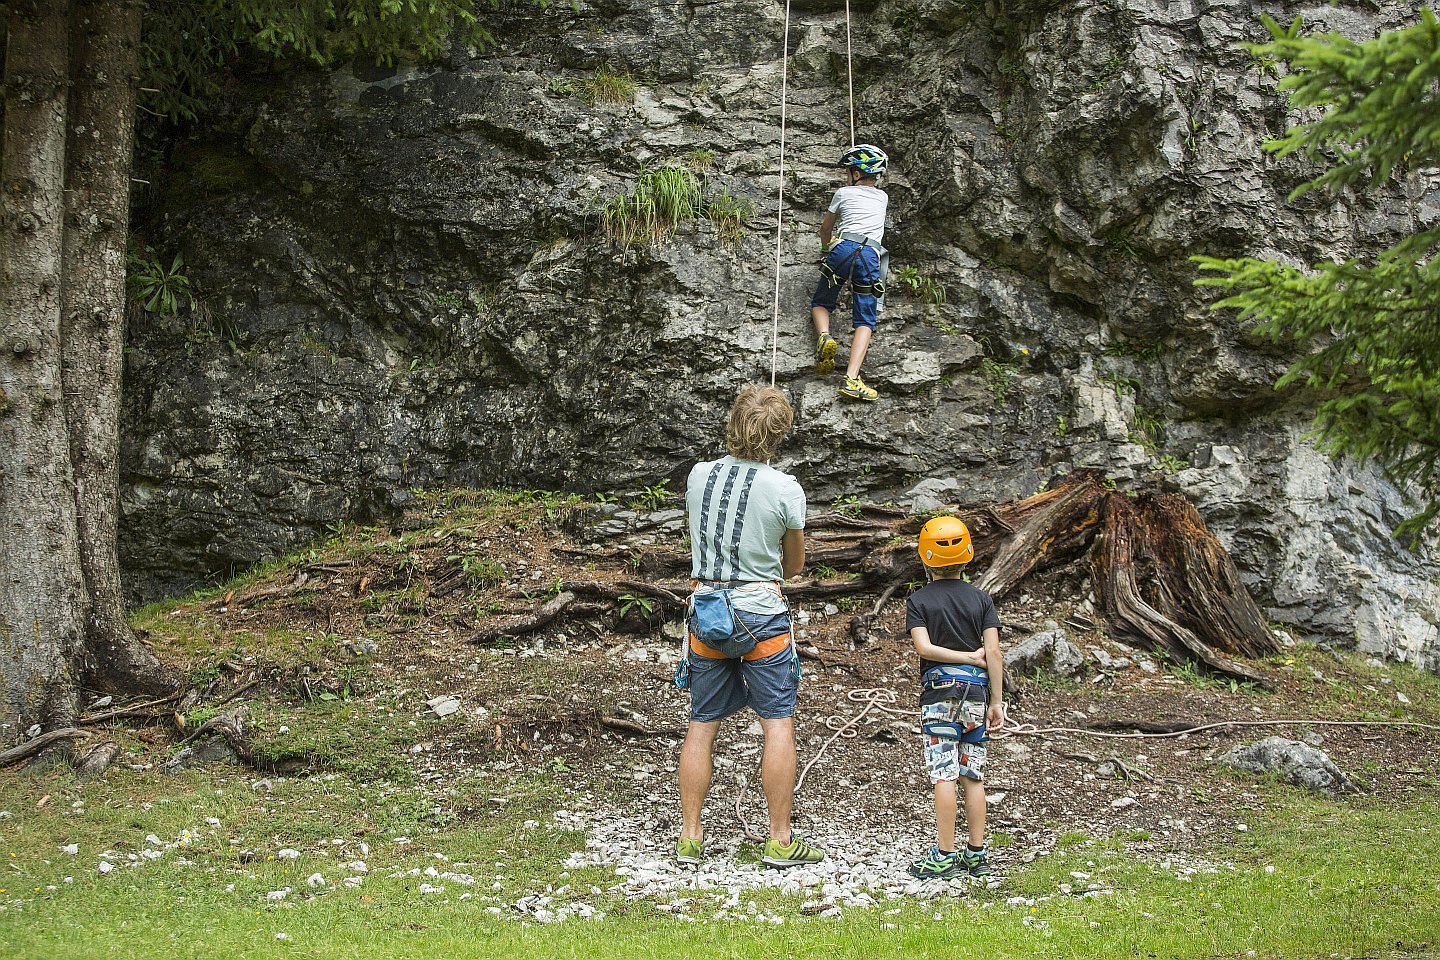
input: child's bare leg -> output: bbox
[846,325,873,378]
[961,776,986,848]
[811,306,832,338]
[934,779,958,851]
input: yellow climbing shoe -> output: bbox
[838,375,877,402]
[815,333,838,375]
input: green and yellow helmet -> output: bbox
[839,143,888,176]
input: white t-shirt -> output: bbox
[686,456,806,614]
[828,185,888,244]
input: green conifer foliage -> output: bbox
[1195,9,1440,538]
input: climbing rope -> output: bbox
[766,0,858,386]
[844,0,856,146]
[768,0,793,387]
[792,688,1440,787]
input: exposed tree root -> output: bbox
[976,472,1106,600]
[79,693,182,725]
[179,705,289,773]
[74,740,120,781]
[1092,492,1273,684]
[0,728,84,768]
[472,591,577,644]
[610,470,1277,684]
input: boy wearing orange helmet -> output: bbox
[905,515,1006,880]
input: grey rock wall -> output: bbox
[123,0,1439,670]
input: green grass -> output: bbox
[705,188,752,248]
[892,265,947,305]
[78,493,1440,957]
[0,768,1436,959]
[580,65,637,105]
[981,357,1015,402]
[599,164,704,248]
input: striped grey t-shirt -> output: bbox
[686,456,806,612]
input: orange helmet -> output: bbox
[918,516,974,566]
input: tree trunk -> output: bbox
[976,471,1107,600]
[0,0,85,747]
[61,0,176,696]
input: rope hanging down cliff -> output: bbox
[768,0,793,387]
[769,0,860,385]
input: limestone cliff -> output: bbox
[122,0,1439,668]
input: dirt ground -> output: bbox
[141,491,1440,868]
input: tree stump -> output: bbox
[1090,491,1274,683]
[803,470,1278,683]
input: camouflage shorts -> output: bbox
[921,700,988,783]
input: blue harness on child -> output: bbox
[819,231,890,312]
[920,664,989,742]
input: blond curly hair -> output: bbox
[725,385,793,462]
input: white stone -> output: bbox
[427,695,462,718]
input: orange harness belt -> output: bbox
[689,631,792,662]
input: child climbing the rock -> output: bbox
[905,516,1006,880]
[811,144,889,402]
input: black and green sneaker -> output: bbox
[961,846,993,878]
[815,332,839,375]
[908,845,965,880]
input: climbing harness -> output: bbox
[819,231,890,312]
[919,665,989,741]
[675,581,802,687]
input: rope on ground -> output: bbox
[787,690,1440,789]
[730,684,1440,841]
[795,687,907,792]
[734,771,768,843]
[768,0,793,387]
[996,716,1440,740]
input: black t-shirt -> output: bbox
[905,578,1002,679]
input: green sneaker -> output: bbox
[838,375,878,402]
[761,834,826,868]
[815,333,838,375]
[908,845,965,880]
[676,837,704,866]
[961,846,993,878]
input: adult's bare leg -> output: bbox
[758,716,797,842]
[679,720,721,841]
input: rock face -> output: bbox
[1218,736,1356,794]
[122,0,1438,670]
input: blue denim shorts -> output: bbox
[810,240,881,330]
[688,611,797,722]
